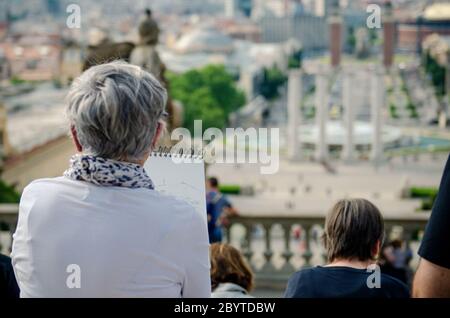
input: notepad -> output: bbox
[143,153,206,220]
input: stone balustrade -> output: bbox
[0,203,430,290]
[224,211,429,289]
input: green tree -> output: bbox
[423,52,446,97]
[347,26,356,53]
[183,87,225,132]
[288,49,303,69]
[168,65,245,133]
[0,179,20,203]
[257,66,287,100]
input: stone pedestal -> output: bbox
[287,69,302,161]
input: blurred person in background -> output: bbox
[380,239,412,284]
[210,243,254,298]
[206,177,237,243]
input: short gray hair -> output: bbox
[66,61,167,161]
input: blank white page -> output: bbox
[144,154,206,220]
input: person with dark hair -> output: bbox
[413,154,450,297]
[0,253,19,298]
[210,243,254,298]
[284,199,409,298]
[206,177,237,243]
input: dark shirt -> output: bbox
[418,154,450,269]
[284,266,410,298]
[0,253,20,299]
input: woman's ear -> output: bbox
[373,240,382,260]
[71,126,83,152]
[151,121,164,149]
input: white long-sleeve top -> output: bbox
[11,177,211,298]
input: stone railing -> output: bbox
[224,212,430,289]
[0,203,430,290]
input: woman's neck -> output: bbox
[326,258,376,269]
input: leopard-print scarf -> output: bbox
[63,154,154,190]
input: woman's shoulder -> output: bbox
[22,177,71,195]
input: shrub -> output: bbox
[0,179,20,203]
[389,104,399,119]
[410,187,438,198]
[219,185,241,195]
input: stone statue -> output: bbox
[81,9,183,132]
[130,9,163,81]
[138,9,160,46]
[130,9,182,131]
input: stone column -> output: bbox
[315,65,329,161]
[287,69,302,160]
[383,1,396,70]
[370,66,385,163]
[342,69,354,162]
[328,4,342,69]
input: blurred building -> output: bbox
[229,95,269,128]
[0,101,13,158]
[60,40,83,85]
[315,0,336,17]
[0,33,61,81]
[0,49,10,81]
[174,27,234,54]
[258,13,328,51]
[217,19,262,42]
[397,2,450,52]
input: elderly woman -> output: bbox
[11,61,210,298]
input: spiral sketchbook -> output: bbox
[143,152,206,219]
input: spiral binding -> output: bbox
[150,150,204,160]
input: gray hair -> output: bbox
[66,61,167,161]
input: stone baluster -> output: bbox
[280,222,295,274]
[260,222,276,273]
[242,222,254,263]
[302,224,313,268]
